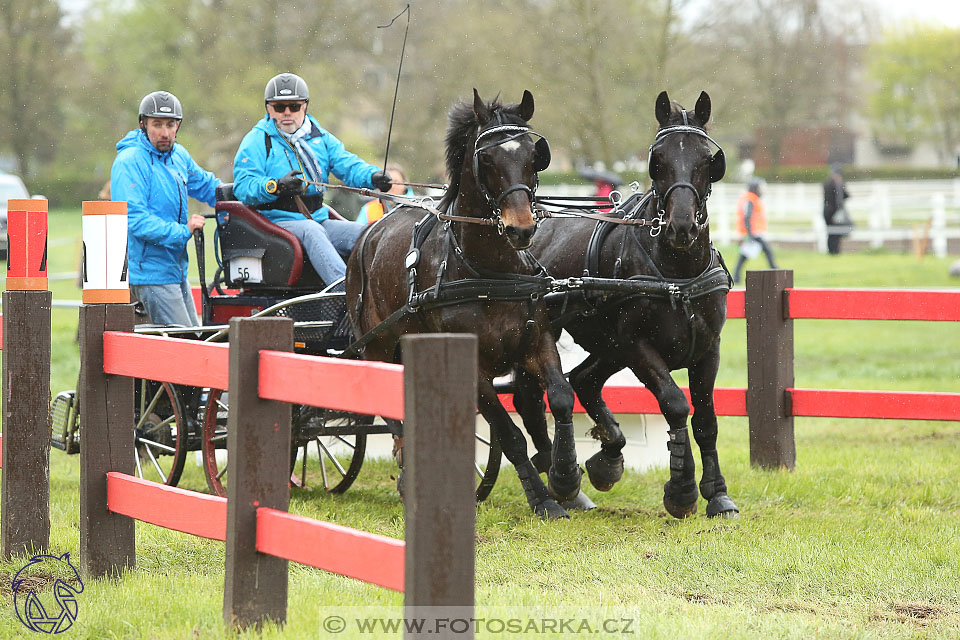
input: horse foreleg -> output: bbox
[522,344,581,503]
[512,369,552,474]
[569,355,627,491]
[478,378,568,519]
[689,351,739,518]
[629,345,698,518]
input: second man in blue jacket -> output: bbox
[233,73,392,286]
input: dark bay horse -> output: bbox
[514,91,739,518]
[345,90,582,519]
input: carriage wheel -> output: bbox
[294,408,368,494]
[201,391,367,496]
[201,388,230,497]
[475,427,502,502]
[134,380,188,486]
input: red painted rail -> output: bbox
[726,289,745,319]
[785,288,960,321]
[498,385,748,417]
[789,388,960,421]
[257,508,405,592]
[103,332,229,389]
[259,350,404,420]
[107,472,227,540]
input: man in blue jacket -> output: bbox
[233,73,392,286]
[111,91,221,326]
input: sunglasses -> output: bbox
[270,102,305,113]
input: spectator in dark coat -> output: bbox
[823,164,850,255]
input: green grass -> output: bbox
[0,210,958,638]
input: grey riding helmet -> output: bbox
[264,73,309,104]
[138,91,183,123]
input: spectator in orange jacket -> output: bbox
[732,178,777,284]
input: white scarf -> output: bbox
[281,120,323,185]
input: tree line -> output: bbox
[1,0,956,204]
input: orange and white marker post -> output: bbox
[2,199,52,558]
[5,199,48,291]
[81,201,129,304]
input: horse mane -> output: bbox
[440,95,530,210]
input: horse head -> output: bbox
[445,89,548,249]
[649,90,725,250]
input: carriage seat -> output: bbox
[214,182,343,291]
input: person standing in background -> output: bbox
[732,178,777,284]
[823,164,850,255]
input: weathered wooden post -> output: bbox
[745,269,795,469]
[402,334,477,639]
[223,316,293,629]
[79,200,136,577]
[1,199,52,558]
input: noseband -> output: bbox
[471,124,547,234]
[647,119,724,237]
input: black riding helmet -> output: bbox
[264,73,309,108]
[138,91,183,124]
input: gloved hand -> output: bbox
[266,170,304,196]
[371,171,393,192]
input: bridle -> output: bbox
[464,123,550,234]
[647,113,725,237]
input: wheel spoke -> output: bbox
[333,435,356,450]
[144,445,168,484]
[317,438,347,476]
[140,439,176,454]
[475,433,492,446]
[136,386,165,430]
[474,462,484,478]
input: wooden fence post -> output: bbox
[223,316,293,629]
[79,303,136,577]
[1,290,52,558]
[745,270,796,469]
[402,334,477,638]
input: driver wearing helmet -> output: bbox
[233,73,393,286]
[111,91,222,326]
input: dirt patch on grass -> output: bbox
[0,571,82,600]
[871,601,949,625]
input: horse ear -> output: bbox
[518,90,535,121]
[710,148,726,183]
[473,88,491,124]
[695,91,712,125]
[655,91,671,126]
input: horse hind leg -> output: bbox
[568,355,626,491]
[689,355,739,518]
[479,379,568,519]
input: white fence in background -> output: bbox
[541,178,960,256]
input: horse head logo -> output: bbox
[12,552,84,634]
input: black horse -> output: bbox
[345,90,583,519]
[514,91,739,518]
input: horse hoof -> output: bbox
[534,499,570,520]
[548,466,583,503]
[585,451,624,492]
[663,495,698,519]
[531,450,552,474]
[706,493,739,518]
[663,481,699,519]
[560,491,597,511]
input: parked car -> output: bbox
[0,173,44,259]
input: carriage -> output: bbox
[51,89,739,519]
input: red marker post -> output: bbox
[2,198,52,558]
[5,199,48,291]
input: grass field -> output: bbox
[0,208,958,638]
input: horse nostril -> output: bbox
[505,225,535,247]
